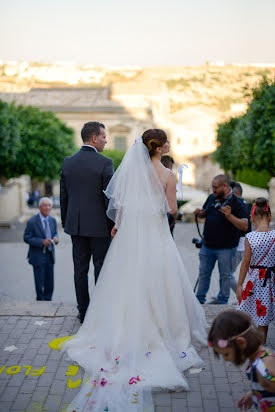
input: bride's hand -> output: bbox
[111,226,118,238]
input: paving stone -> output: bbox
[49,379,67,395]
[20,348,38,361]
[186,377,200,391]
[52,318,65,325]
[171,392,187,399]
[0,386,19,402]
[7,318,19,325]
[154,393,171,406]
[227,371,243,384]
[48,350,62,361]
[217,391,235,408]
[31,387,49,402]
[186,391,202,408]
[19,379,37,394]
[62,388,77,403]
[28,339,45,349]
[203,399,220,412]
[0,352,10,362]
[12,393,32,409]
[54,366,68,380]
[37,343,51,355]
[212,365,227,378]
[0,401,13,411]
[0,333,12,344]
[43,394,62,412]
[171,398,187,412]
[33,329,48,339]
[7,374,25,387]
[16,320,29,329]
[42,360,59,373]
[37,372,56,387]
[201,384,217,399]
[199,372,214,385]
[32,354,48,366]
[18,333,33,343]
[5,355,22,365]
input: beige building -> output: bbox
[0,87,155,151]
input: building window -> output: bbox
[114,136,127,151]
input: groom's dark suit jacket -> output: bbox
[60,146,114,237]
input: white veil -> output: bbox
[104,136,170,227]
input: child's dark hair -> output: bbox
[251,197,271,220]
[161,155,174,169]
[208,310,263,365]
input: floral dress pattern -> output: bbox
[246,348,275,412]
[237,230,275,326]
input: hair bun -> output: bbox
[255,197,268,208]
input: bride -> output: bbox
[62,129,207,411]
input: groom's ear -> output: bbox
[91,134,98,144]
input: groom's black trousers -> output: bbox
[71,235,111,315]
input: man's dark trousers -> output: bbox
[71,235,110,316]
[33,250,54,301]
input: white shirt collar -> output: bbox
[39,212,48,222]
[82,144,98,153]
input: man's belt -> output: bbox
[249,265,275,287]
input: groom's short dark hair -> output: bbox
[81,122,105,142]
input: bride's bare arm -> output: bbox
[165,172,178,216]
[111,208,123,237]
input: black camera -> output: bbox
[192,238,203,248]
[214,199,229,212]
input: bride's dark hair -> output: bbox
[142,129,168,157]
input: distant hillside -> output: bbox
[1,61,274,115]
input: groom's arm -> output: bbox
[60,166,68,228]
[102,159,114,208]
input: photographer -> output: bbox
[194,175,248,304]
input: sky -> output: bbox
[0,0,275,66]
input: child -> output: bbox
[208,310,275,411]
[236,197,275,343]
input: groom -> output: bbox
[60,122,114,323]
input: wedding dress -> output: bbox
[62,137,207,411]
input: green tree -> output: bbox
[212,78,275,182]
[0,100,21,179]
[102,149,125,170]
[14,104,76,180]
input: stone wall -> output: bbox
[0,176,31,223]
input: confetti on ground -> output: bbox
[188,367,204,374]
[4,346,18,352]
[34,321,47,326]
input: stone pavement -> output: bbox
[1,303,274,412]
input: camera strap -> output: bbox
[195,215,204,240]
